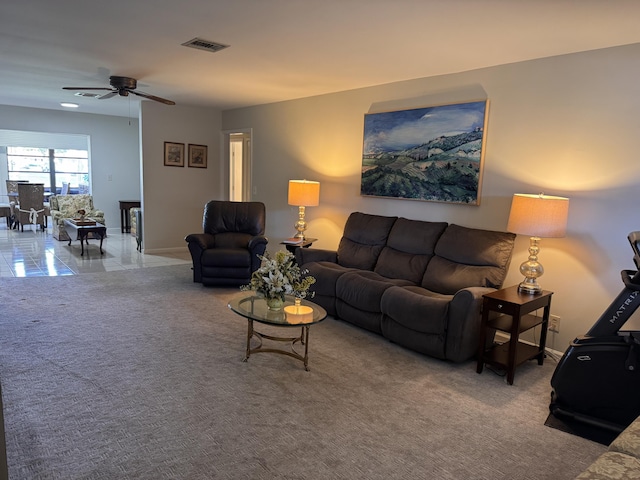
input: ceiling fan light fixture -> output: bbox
[63,75,175,106]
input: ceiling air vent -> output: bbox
[181,38,229,53]
[74,92,100,98]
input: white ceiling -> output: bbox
[2,0,640,118]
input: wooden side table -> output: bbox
[476,285,553,385]
[281,238,317,253]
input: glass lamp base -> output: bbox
[518,280,542,294]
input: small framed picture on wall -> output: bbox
[164,142,185,167]
[188,144,208,168]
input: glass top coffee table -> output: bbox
[228,292,327,371]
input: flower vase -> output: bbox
[266,297,284,311]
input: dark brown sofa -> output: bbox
[296,212,516,362]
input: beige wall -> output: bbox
[140,102,222,253]
[221,43,640,352]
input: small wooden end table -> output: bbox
[476,285,553,385]
[64,219,107,256]
[281,237,317,253]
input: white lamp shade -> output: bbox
[507,193,569,238]
[288,180,320,206]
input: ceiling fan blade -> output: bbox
[130,89,176,105]
[98,91,118,100]
[62,87,113,91]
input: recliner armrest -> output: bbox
[248,235,268,250]
[185,233,216,250]
[295,248,338,265]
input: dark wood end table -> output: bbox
[281,237,317,253]
[476,285,553,385]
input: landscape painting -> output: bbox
[361,100,488,205]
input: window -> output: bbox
[7,147,89,193]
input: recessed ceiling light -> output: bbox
[60,102,79,108]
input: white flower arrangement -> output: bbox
[241,250,315,302]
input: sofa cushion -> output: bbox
[380,286,452,335]
[305,261,355,299]
[337,270,413,312]
[213,232,254,249]
[203,200,266,236]
[337,212,397,270]
[374,218,447,283]
[422,224,516,294]
[54,194,95,217]
[201,248,251,267]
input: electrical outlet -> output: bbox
[549,315,561,333]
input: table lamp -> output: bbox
[288,180,320,240]
[507,193,569,294]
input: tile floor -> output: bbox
[0,220,191,277]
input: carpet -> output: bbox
[0,266,607,479]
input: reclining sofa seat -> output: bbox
[381,223,516,362]
[335,216,448,334]
[296,212,516,363]
[297,212,397,316]
[185,200,268,286]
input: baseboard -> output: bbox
[494,332,564,362]
[142,247,185,255]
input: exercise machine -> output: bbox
[549,231,640,433]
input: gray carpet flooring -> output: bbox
[0,265,605,479]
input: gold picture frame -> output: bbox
[361,100,488,205]
[188,144,208,168]
[164,142,185,167]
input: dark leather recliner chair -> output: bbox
[185,200,268,286]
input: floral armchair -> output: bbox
[49,194,105,241]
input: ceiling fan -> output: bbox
[63,76,175,105]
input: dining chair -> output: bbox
[5,180,28,229]
[15,183,46,232]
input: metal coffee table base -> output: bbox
[244,319,312,371]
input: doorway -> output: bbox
[227,131,252,202]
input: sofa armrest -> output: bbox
[445,286,497,362]
[610,415,640,459]
[185,233,216,251]
[295,248,337,266]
